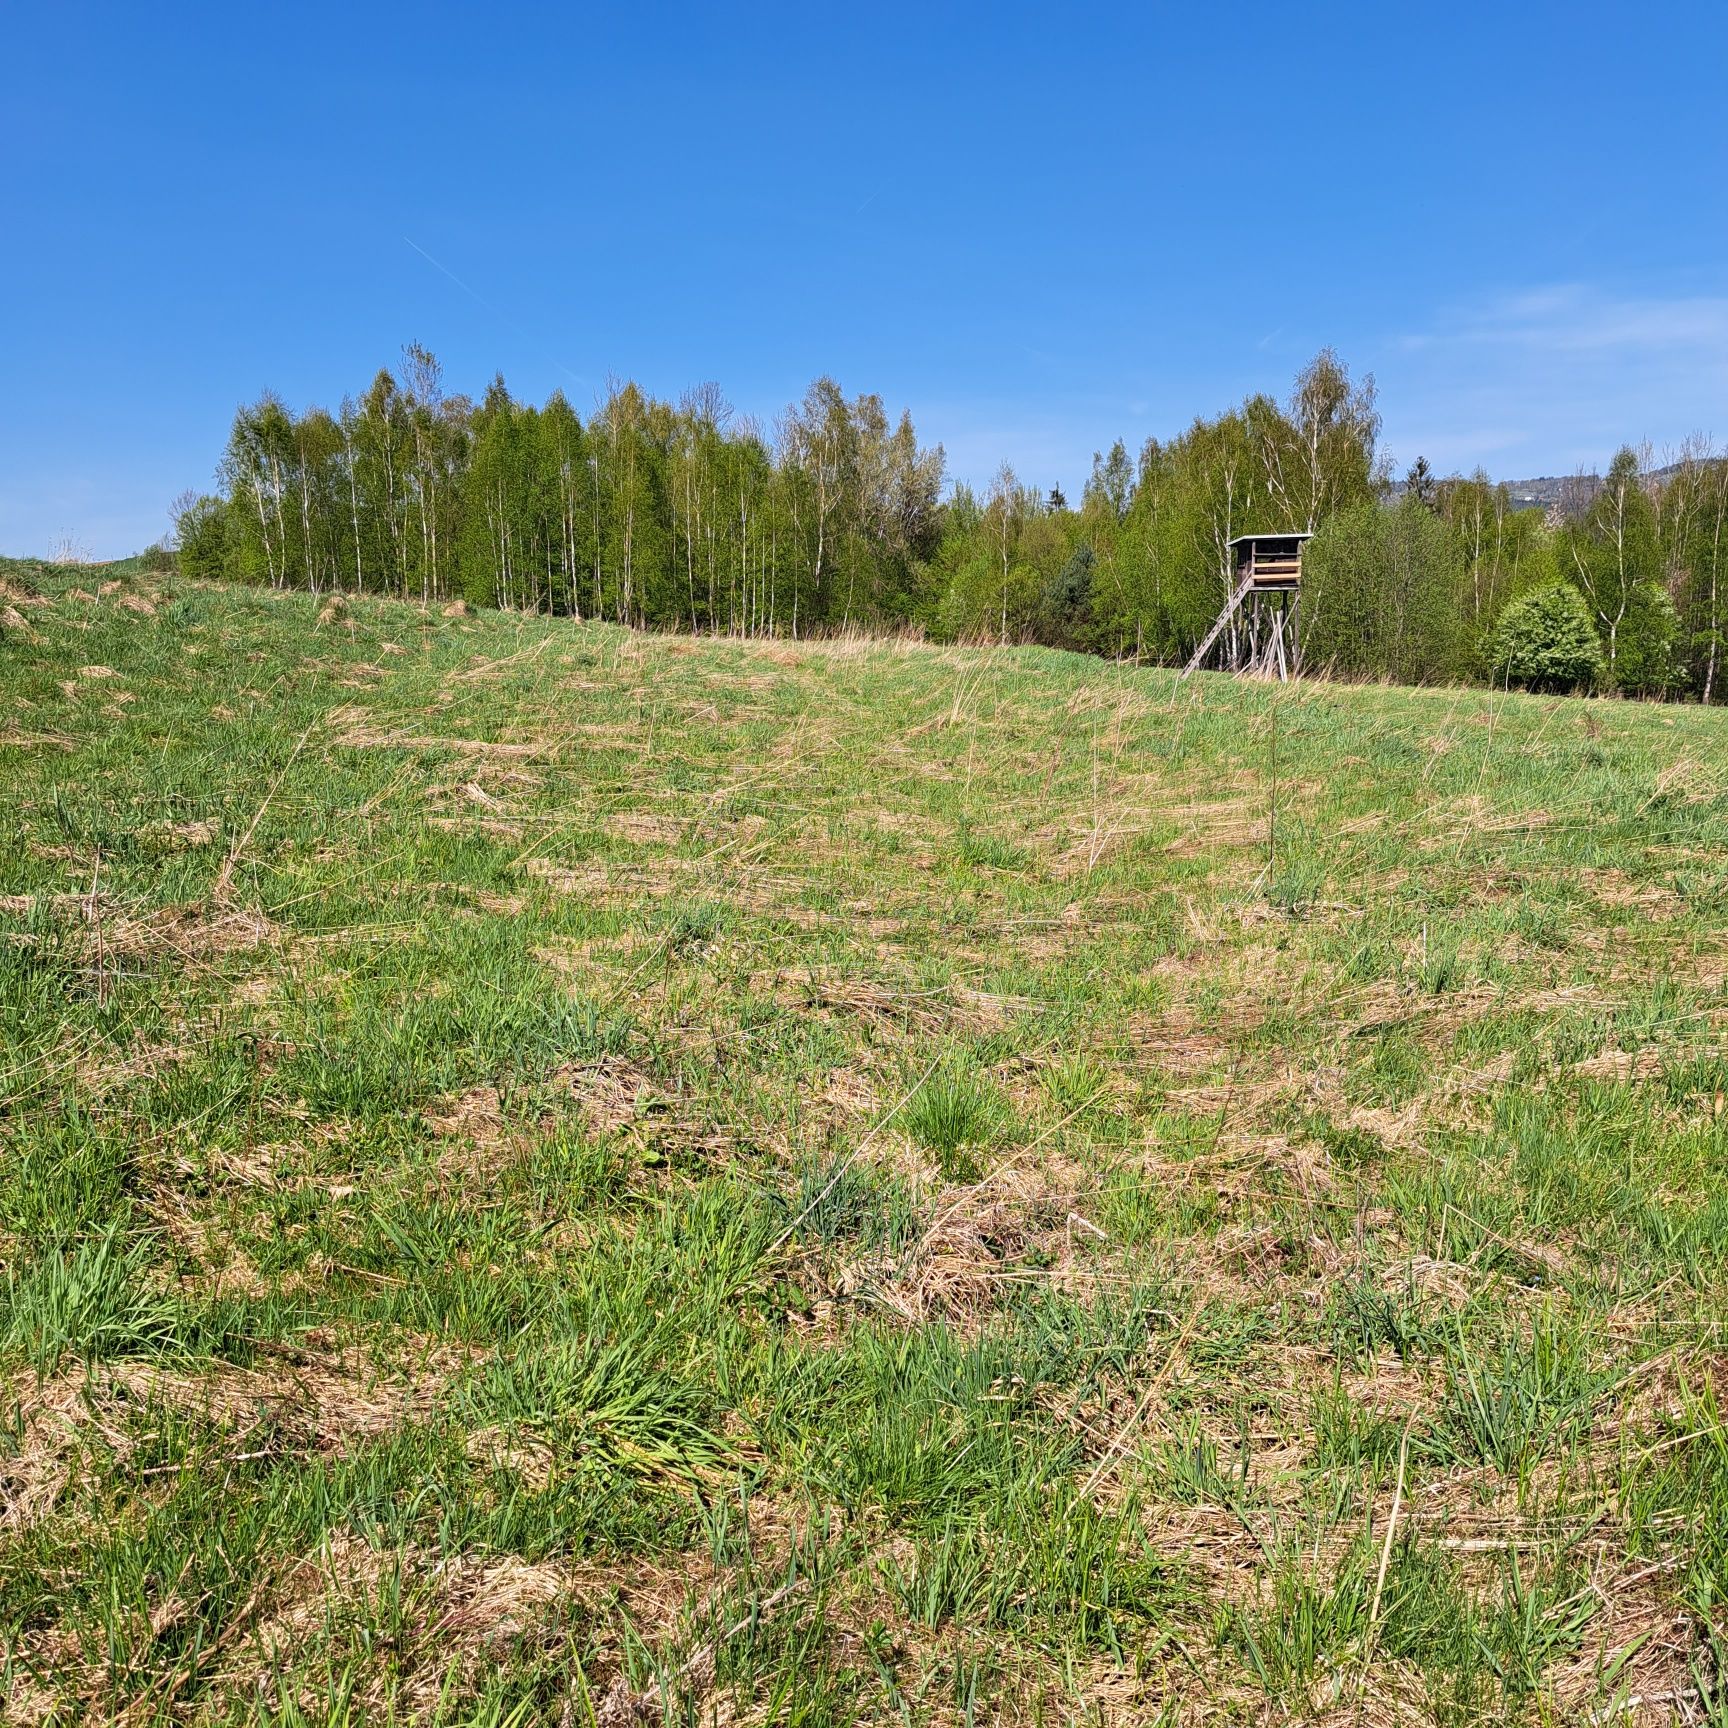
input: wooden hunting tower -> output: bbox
[1181,531,1312,680]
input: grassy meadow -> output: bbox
[3,557,1728,1725]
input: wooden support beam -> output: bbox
[1181,570,1258,679]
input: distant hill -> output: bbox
[1499,475,1579,511]
[1500,462,1696,511]
[1389,462,1692,513]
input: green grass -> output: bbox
[3,555,1728,1722]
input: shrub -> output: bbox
[1040,543,1094,647]
[1489,582,1606,693]
[174,494,231,583]
[1613,583,1683,697]
[1302,499,1467,684]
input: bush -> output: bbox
[1613,584,1683,697]
[1489,583,1606,693]
[174,494,231,583]
[1302,499,1466,684]
[935,549,1046,643]
[1040,543,1095,647]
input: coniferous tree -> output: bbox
[1490,582,1606,692]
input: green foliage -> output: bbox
[1041,541,1094,646]
[931,468,1066,642]
[1489,580,1606,692]
[1303,498,1467,683]
[1436,468,1555,647]
[1614,582,1684,696]
[174,492,231,583]
[200,352,942,635]
[1667,453,1728,700]
[2,1226,181,1374]
[906,1062,1005,1180]
[1088,403,1279,660]
[161,349,1728,702]
[1560,448,1661,685]
[1078,353,1379,662]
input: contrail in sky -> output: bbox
[403,235,592,392]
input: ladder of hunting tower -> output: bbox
[1180,568,1259,677]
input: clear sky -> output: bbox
[5,0,1726,558]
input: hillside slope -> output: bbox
[4,566,1728,1723]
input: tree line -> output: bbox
[174,346,1728,700]
[176,347,943,640]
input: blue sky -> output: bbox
[5,1,1726,558]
